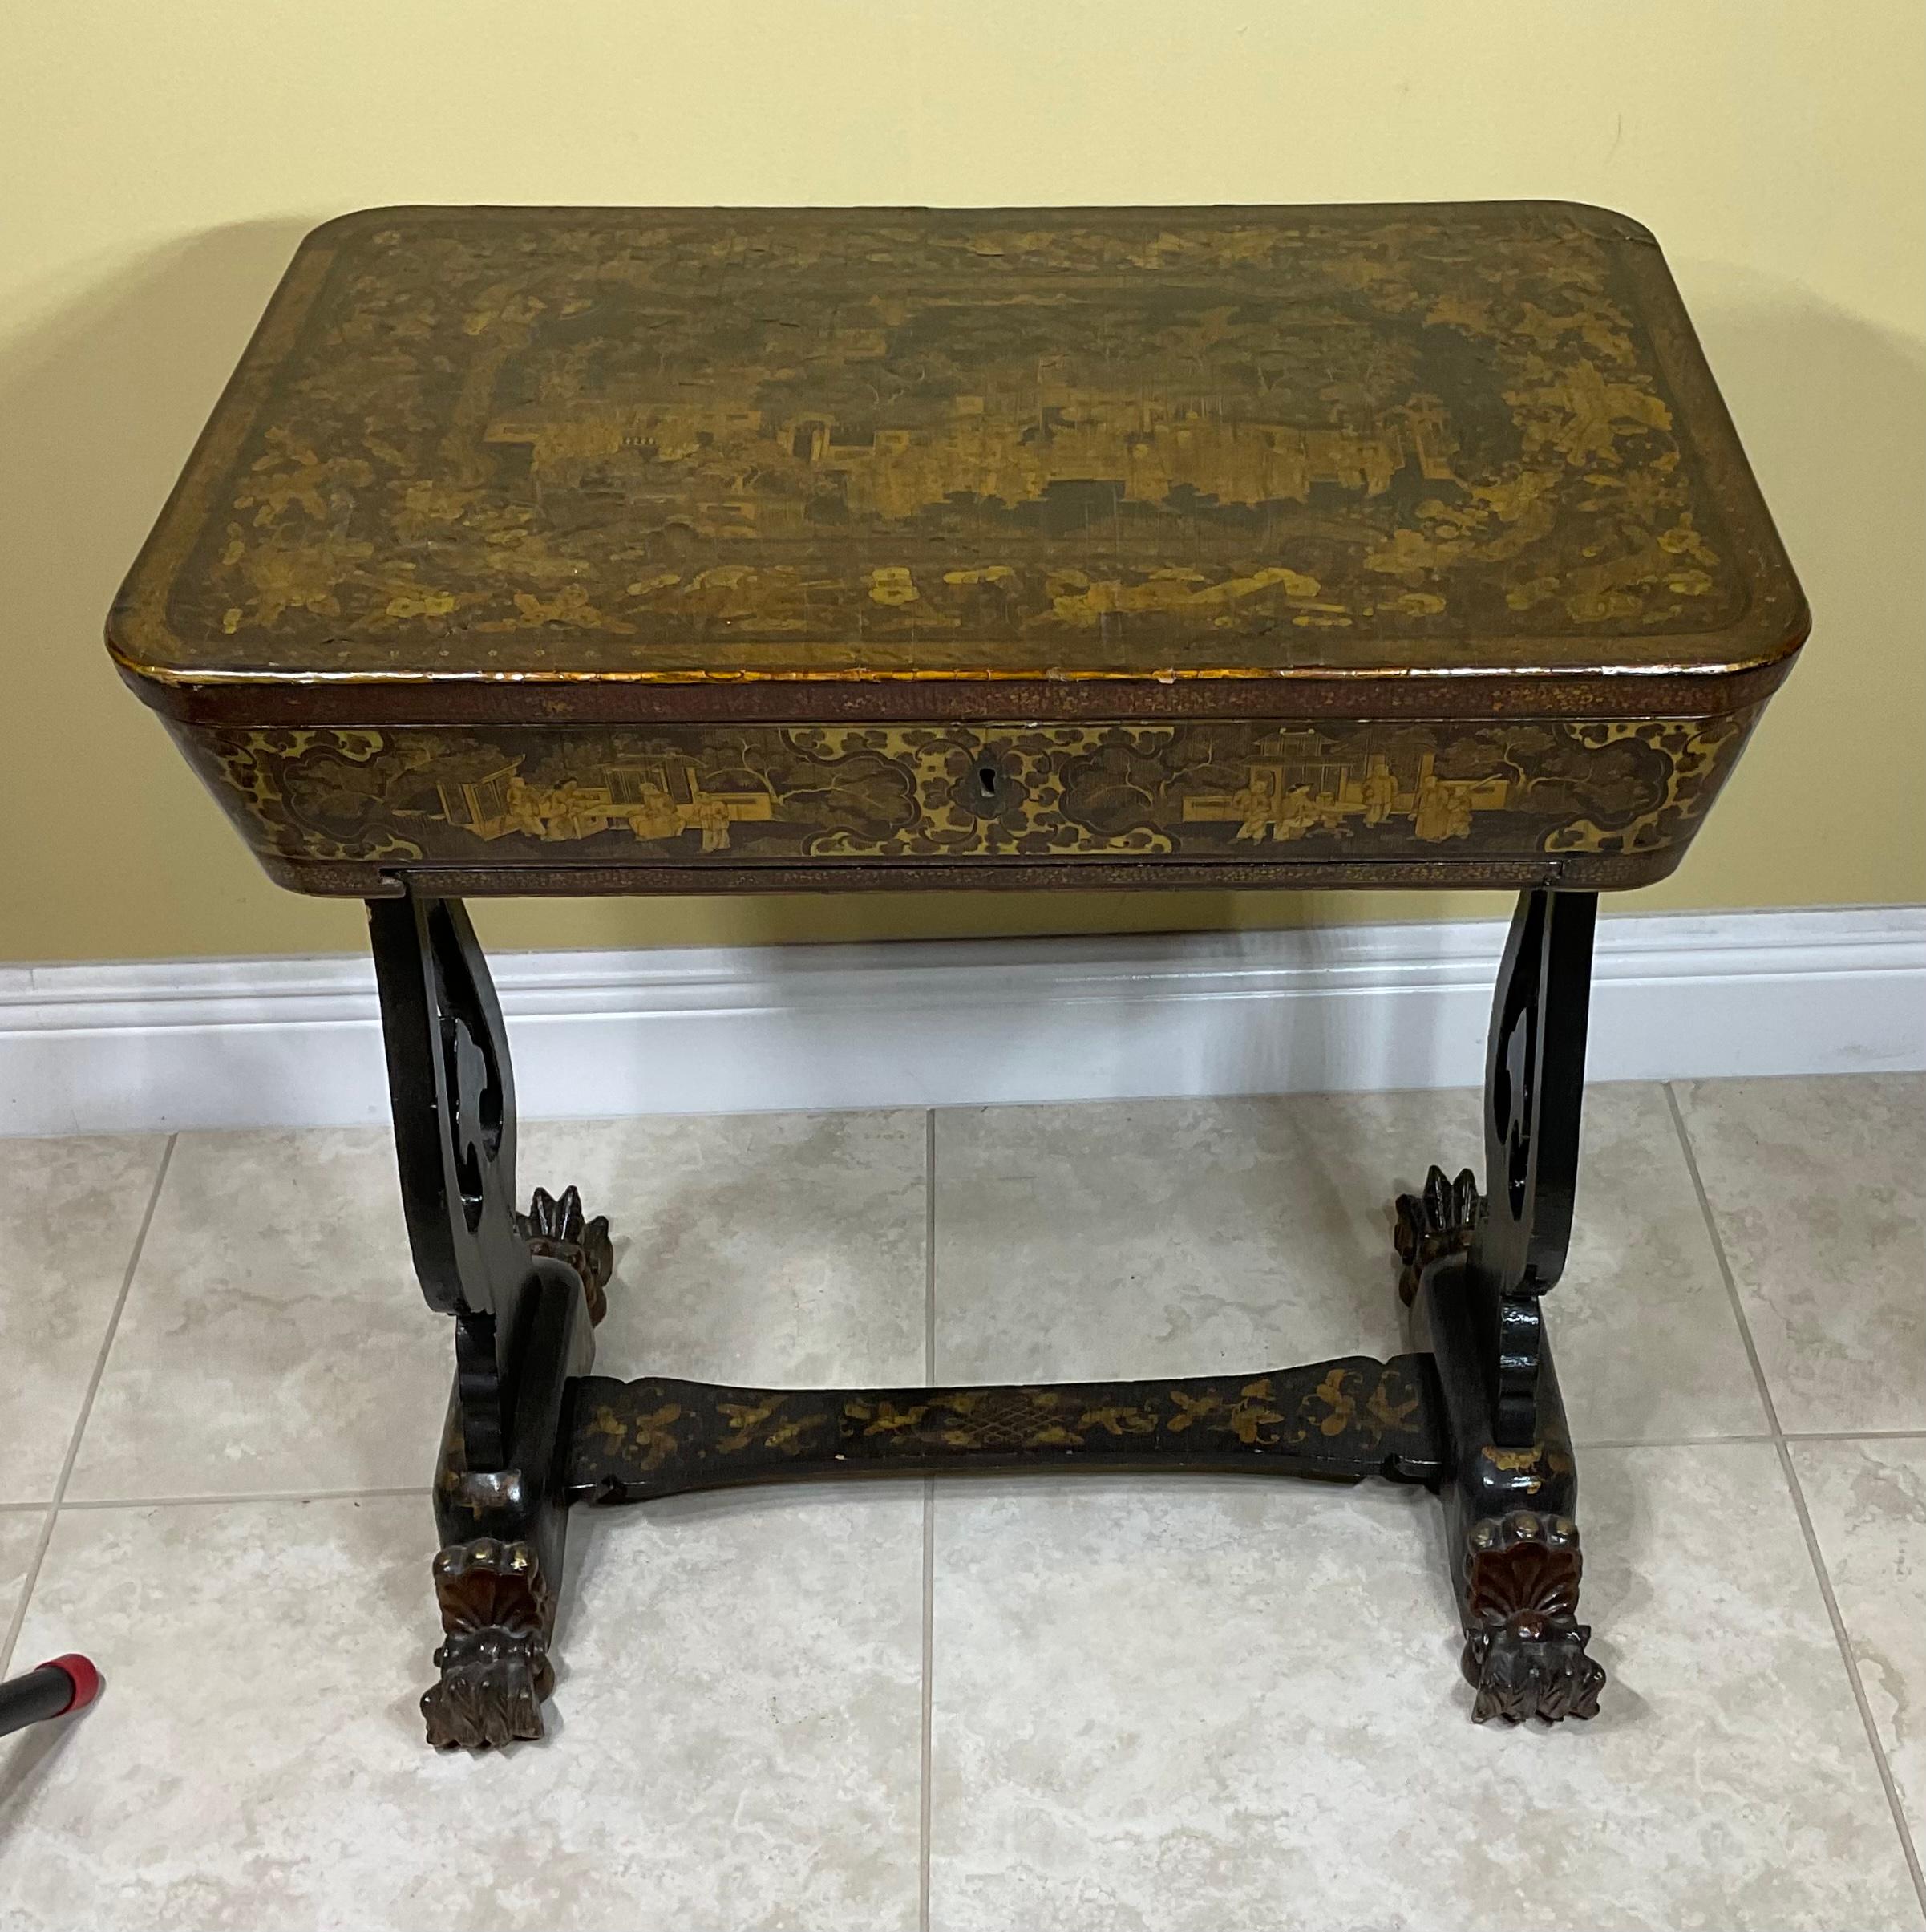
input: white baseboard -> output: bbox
[2,905,1920,1137]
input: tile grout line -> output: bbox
[1665,1082,1926,1913]
[1572,1432,1776,1452]
[1661,1085,1785,1439]
[925,1109,937,1389]
[1782,1428,1926,1444]
[918,1108,937,1932]
[57,1484,435,1512]
[1767,1437,1925,1913]
[0,1132,176,1679]
[919,1484,937,1932]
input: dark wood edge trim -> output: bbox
[264,849,1688,900]
[119,655,1799,730]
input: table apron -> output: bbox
[171,707,1761,897]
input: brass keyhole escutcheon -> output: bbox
[977,764,998,800]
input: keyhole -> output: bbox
[977,764,999,800]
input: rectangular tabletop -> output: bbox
[111,202,1806,896]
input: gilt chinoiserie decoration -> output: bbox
[178,712,1758,892]
[122,201,1763,669]
[112,203,1805,1747]
[112,201,1803,896]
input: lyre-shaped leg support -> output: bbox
[1396,887,1607,1723]
[368,893,613,1748]
[368,884,1608,1745]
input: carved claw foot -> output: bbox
[517,1185,613,1326]
[422,1537,556,1750]
[1393,1164,1484,1306]
[1459,1509,1604,1723]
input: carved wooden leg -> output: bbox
[1397,888,1607,1724]
[368,892,609,1748]
[423,1250,589,1748]
[1460,1502,1602,1723]
[424,1537,556,1749]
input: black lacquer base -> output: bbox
[1413,1244,1604,1723]
[373,884,1608,1748]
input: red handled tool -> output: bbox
[0,1654,100,1737]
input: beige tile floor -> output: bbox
[0,1074,1920,1931]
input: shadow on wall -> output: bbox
[1676,269,1926,905]
[2,232,1920,967]
[0,221,368,958]
[2,221,314,564]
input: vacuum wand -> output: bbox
[0,1655,100,1737]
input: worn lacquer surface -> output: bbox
[565,1357,1445,1502]
[176,710,1758,873]
[111,203,1800,687]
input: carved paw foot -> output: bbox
[518,1184,613,1326]
[425,1626,552,1749]
[422,1537,556,1750]
[1466,1616,1605,1723]
[1393,1164,1484,1306]
[1459,1509,1604,1723]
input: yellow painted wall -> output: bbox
[4,1,1920,962]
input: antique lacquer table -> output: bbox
[111,202,1806,1747]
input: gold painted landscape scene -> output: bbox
[148,206,1745,676]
